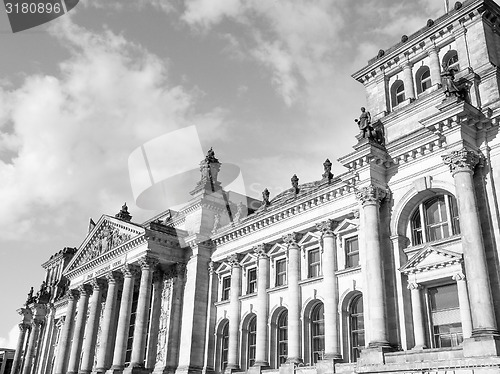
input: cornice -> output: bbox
[211,175,357,247]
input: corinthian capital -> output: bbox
[253,243,271,259]
[315,219,338,237]
[139,256,159,270]
[442,147,480,175]
[282,232,303,247]
[227,253,242,268]
[355,184,387,206]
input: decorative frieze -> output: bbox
[442,147,480,175]
[355,184,387,206]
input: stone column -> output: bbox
[227,254,242,370]
[203,261,219,373]
[95,272,121,373]
[408,282,426,349]
[316,220,341,359]
[253,244,270,367]
[443,148,498,336]
[68,284,92,374]
[54,290,79,374]
[452,272,473,339]
[401,58,415,100]
[80,279,106,374]
[355,185,389,347]
[111,264,138,371]
[283,232,303,364]
[427,44,442,86]
[22,319,44,374]
[128,257,158,368]
[146,270,164,369]
[11,322,30,374]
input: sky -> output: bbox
[0,0,462,347]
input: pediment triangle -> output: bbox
[334,218,359,234]
[400,245,462,273]
[65,215,144,273]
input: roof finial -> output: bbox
[291,174,299,195]
[115,202,132,222]
[322,159,333,183]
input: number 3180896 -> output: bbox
[5,2,61,14]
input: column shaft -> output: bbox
[254,245,270,366]
[453,170,497,334]
[129,258,156,367]
[146,271,163,369]
[408,283,426,349]
[165,264,186,369]
[53,291,79,374]
[22,320,43,374]
[95,272,120,372]
[319,224,341,359]
[80,280,105,373]
[356,186,389,347]
[227,256,242,370]
[11,324,29,374]
[68,285,92,374]
[454,273,473,339]
[402,60,415,100]
[428,46,442,86]
[284,233,302,363]
[111,265,137,370]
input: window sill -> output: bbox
[240,292,257,301]
[299,276,323,286]
[267,284,288,294]
[336,266,361,276]
[214,299,230,307]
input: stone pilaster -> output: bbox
[126,257,159,370]
[95,272,121,374]
[452,272,473,339]
[442,148,498,337]
[355,185,390,348]
[407,282,426,349]
[110,264,139,373]
[68,284,92,374]
[316,220,341,360]
[226,254,242,370]
[253,244,270,367]
[53,289,79,374]
[283,232,303,364]
[80,279,106,374]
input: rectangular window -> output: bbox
[345,237,360,268]
[247,268,257,294]
[221,276,231,301]
[275,259,287,286]
[427,283,463,348]
[308,248,321,278]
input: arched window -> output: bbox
[247,316,257,367]
[416,66,432,94]
[349,295,364,362]
[443,50,459,72]
[221,322,229,371]
[277,310,288,365]
[391,80,405,108]
[410,194,460,245]
[311,303,325,363]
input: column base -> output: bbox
[105,366,125,374]
[153,366,176,374]
[464,335,500,357]
[123,365,151,374]
[174,365,203,374]
[285,357,302,364]
[322,353,342,360]
[411,344,427,350]
[358,345,392,365]
[315,358,336,374]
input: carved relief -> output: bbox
[156,277,173,365]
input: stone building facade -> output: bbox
[11,0,500,373]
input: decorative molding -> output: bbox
[407,281,422,290]
[452,272,466,281]
[66,289,80,301]
[90,278,106,291]
[138,256,160,270]
[78,284,92,296]
[442,147,480,175]
[355,184,387,206]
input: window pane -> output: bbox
[276,259,287,286]
[429,284,459,310]
[346,237,360,268]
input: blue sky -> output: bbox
[0,0,458,346]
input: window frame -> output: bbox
[221,321,229,371]
[307,247,322,278]
[277,310,288,365]
[391,80,406,108]
[344,236,360,268]
[221,276,231,301]
[416,66,432,94]
[247,267,257,295]
[247,316,257,367]
[311,303,325,363]
[348,295,364,362]
[275,257,287,287]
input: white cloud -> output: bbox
[0,16,227,240]
[0,324,19,349]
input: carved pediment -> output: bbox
[65,216,144,273]
[400,245,462,274]
[333,218,359,235]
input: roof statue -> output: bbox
[115,202,132,222]
[262,188,271,207]
[322,159,333,182]
[291,174,299,195]
[355,107,384,145]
